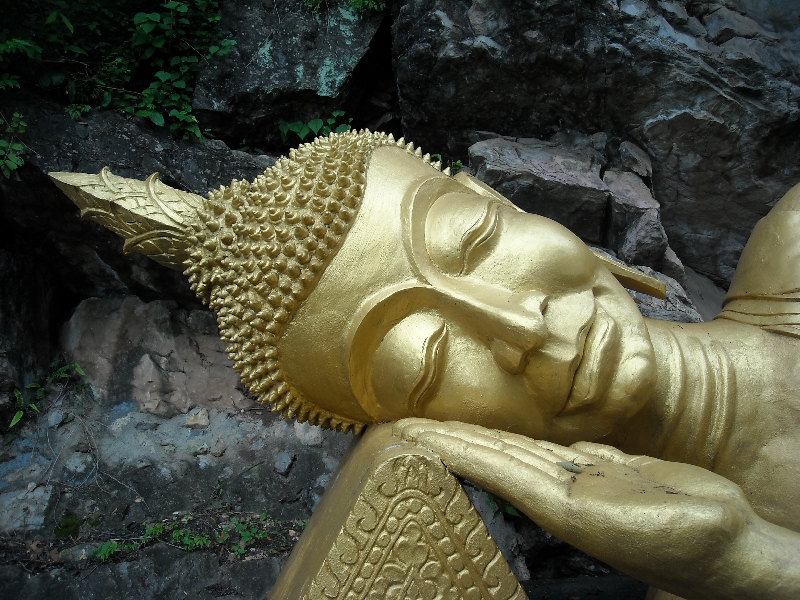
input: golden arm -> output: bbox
[393,418,800,600]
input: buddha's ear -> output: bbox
[454,171,520,210]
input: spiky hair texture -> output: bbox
[183,130,441,433]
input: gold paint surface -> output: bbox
[269,424,527,600]
[50,132,800,599]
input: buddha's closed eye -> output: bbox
[370,313,449,418]
[425,192,502,275]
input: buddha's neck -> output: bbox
[613,320,737,470]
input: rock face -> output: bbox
[61,297,250,417]
[469,136,609,243]
[193,1,385,144]
[392,0,800,286]
[1,295,353,539]
[604,169,668,268]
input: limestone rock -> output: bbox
[469,137,609,242]
[603,168,664,261]
[619,208,668,268]
[662,246,688,289]
[703,6,777,44]
[61,296,252,417]
[185,408,210,430]
[619,141,652,178]
[193,1,385,143]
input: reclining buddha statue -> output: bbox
[50,130,799,599]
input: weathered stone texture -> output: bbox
[193,0,385,143]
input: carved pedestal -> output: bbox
[269,424,527,599]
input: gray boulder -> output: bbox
[193,1,385,144]
[604,169,668,268]
[392,0,800,287]
[61,296,251,416]
[469,136,609,242]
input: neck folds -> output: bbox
[648,324,737,470]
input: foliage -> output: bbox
[485,492,522,519]
[0,0,236,157]
[0,111,28,178]
[276,110,352,144]
[430,153,464,174]
[172,528,212,550]
[89,511,296,563]
[302,0,387,13]
[7,360,85,430]
[92,540,124,561]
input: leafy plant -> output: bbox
[1,0,236,140]
[485,492,521,518]
[7,360,85,430]
[92,540,124,561]
[276,110,352,144]
[66,103,91,120]
[172,528,211,551]
[0,111,28,178]
[430,153,464,174]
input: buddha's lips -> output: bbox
[560,309,619,415]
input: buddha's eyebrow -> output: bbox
[456,202,500,275]
[407,321,448,415]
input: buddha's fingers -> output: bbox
[568,441,651,466]
[395,419,594,477]
[407,430,572,512]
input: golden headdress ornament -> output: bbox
[50,130,443,433]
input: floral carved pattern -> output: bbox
[308,454,527,600]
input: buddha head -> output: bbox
[52,130,659,444]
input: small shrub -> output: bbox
[276,110,352,144]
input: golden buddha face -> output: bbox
[280,146,656,444]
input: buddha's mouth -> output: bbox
[561,307,620,415]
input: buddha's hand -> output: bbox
[393,418,776,599]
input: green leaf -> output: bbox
[333,124,351,133]
[148,13,162,21]
[149,112,165,127]
[173,80,186,89]
[66,45,87,55]
[73,364,86,376]
[140,23,157,34]
[134,12,149,24]
[10,411,23,428]
[13,389,23,403]
[298,125,311,140]
[46,11,59,25]
[308,119,323,134]
[332,110,345,118]
[60,14,74,34]
[155,71,171,82]
[29,404,39,413]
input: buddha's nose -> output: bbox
[448,287,549,375]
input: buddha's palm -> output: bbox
[393,418,759,599]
